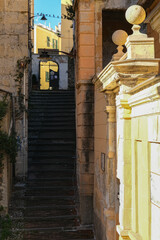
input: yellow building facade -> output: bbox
[34,24,61,54]
[34,24,61,90]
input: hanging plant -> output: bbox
[0,98,17,169]
[63,2,75,20]
[0,99,8,122]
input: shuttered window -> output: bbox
[45,72,49,82]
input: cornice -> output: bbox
[95,59,160,92]
[129,77,160,108]
[126,74,160,94]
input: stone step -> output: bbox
[29,163,75,171]
[29,121,75,127]
[30,104,75,108]
[25,187,75,197]
[28,140,75,146]
[29,109,75,114]
[28,152,75,159]
[28,126,75,132]
[30,95,75,99]
[26,178,76,187]
[14,216,80,230]
[28,154,76,160]
[11,195,77,207]
[28,151,75,158]
[28,169,75,179]
[23,229,94,240]
[29,130,75,136]
[11,205,78,218]
[28,115,75,121]
[30,91,74,95]
[30,101,75,105]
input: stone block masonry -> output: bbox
[75,0,95,225]
[0,0,30,210]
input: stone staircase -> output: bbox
[9,91,94,240]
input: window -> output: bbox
[56,40,58,49]
[53,39,58,49]
[47,37,50,47]
[45,71,49,82]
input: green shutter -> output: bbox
[53,39,55,49]
[56,40,58,49]
[47,37,50,47]
[45,72,49,82]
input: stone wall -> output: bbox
[74,0,139,236]
[93,88,108,240]
[93,1,138,240]
[0,0,29,209]
[75,0,95,224]
[0,94,13,211]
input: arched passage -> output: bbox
[40,61,59,90]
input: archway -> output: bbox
[40,61,59,90]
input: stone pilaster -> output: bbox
[116,86,132,239]
[104,91,118,240]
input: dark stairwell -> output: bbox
[9,90,94,240]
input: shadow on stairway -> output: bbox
[9,90,95,240]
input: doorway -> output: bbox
[40,61,59,90]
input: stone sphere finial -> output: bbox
[112,30,128,61]
[112,30,128,46]
[125,5,146,25]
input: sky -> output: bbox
[34,0,61,30]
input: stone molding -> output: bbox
[129,76,160,107]
[92,74,103,91]
[95,59,159,92]
[145,2,160,41]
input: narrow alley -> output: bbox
[1,0,160,239]
[9,91,94,240]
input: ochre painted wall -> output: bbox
[40,61,58,90]
[34,25,61,54]
[75,0,95,225]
